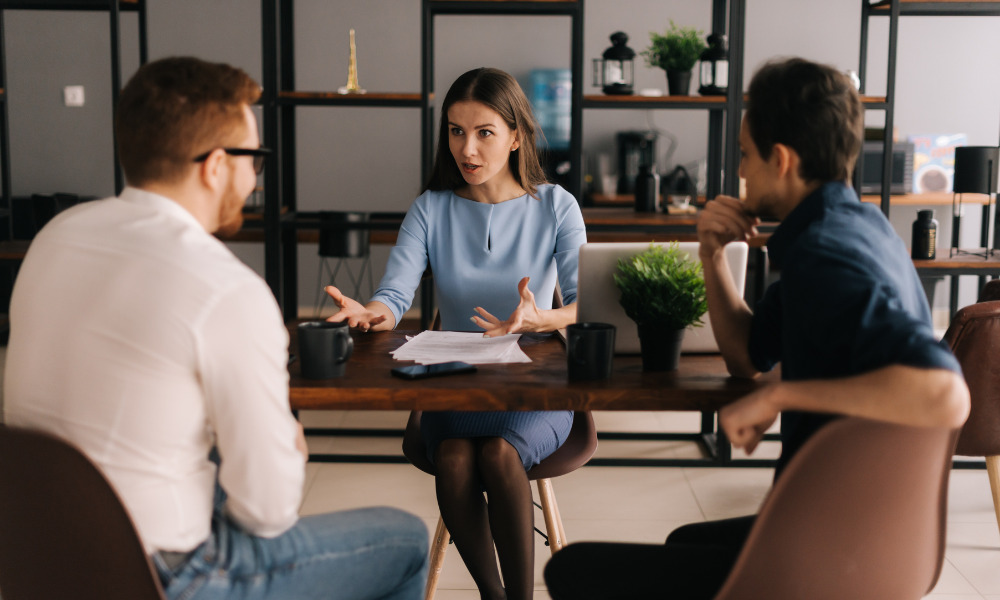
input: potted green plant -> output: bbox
[641,21,707,96]
[614,242,708,371]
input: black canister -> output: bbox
[911,209,938,260]
[634,164,660,212]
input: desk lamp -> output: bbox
[950,146,998,258]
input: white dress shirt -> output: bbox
[4,187,304,553]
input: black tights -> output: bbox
[434,437,534,600]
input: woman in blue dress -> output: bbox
[325,67,586,600]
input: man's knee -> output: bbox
[544,543,591,599]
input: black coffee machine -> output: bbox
[616,131,658,194]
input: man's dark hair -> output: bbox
[745,58,864,183]
[115,57,261,186]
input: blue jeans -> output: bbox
[153,503,428,600]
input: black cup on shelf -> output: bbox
[566,322,616,381]
[297,320,354,379]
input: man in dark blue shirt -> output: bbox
[545,57,969,600]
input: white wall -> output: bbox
[4,0,999,314]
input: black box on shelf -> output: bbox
[860,141,914,195]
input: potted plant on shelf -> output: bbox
[614,242,708,371]
[641,21,707,96]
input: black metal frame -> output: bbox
[858,1,1000,218]
[0,0,147,318]
[263,0,748,324]
[301,425,783,468]
[0,0,147,200]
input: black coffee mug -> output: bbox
[298,320,354,379]
[566,322,616,381]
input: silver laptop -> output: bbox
[576,241,749,354]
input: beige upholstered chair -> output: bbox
[402,410,597,600]
[714,417,958,600]
[0,425,167,600]
[943,283,1000,538]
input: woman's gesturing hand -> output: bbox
[470,277,545,337]
[324,285,387,332]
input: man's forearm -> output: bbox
[772,365,970,429]
[703,249,757,378]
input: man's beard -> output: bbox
[215,191,246,238]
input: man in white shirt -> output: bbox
[4,56,427,600]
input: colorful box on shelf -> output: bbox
[909,133,967,194]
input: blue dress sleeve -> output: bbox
[550,187,587,306]
[369,193,432,326]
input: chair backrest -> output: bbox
[0,425,167,600]
[978,279,1000,302]
[402,411,597,481]
[714,417,957,600]
[942,299,1000,457]
[318,211,370,258]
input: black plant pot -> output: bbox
[666,69,692,96]
[637,327,685,371]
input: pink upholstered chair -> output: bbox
[714,417,958,600]
[943,282,1000,538]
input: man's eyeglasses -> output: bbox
[193,147,271,175]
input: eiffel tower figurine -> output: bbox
[338,28,366,95]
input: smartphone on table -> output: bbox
[390,361,477,380]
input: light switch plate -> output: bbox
[63,85,85,107]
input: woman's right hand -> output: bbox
[324,285,388,332]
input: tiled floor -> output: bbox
[300,409,1000,600]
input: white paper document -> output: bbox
[391,331,531,365]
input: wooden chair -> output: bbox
[0,425,167,600]
[943,284,1000,538]
[402,410,597,600]
[714,417,958,600]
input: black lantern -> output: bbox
[950,145,999,258]
[593,32,635,95]
[698,34,728,96]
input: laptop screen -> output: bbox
[575,242,748,354]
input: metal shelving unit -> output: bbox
[857,0,1000,217]
[260,0,748,322]
[0,0,147,327]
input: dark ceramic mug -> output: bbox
[566,322,616,381]
[297,320,354,379]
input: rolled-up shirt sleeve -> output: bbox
[198,278,304,537]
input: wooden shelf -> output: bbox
[589,193,707,207]
[583,95,727,110]
[869,0,1000,16]
[278,91,423,108]
[860,192,989,206]
[1,0,140,10]
[427,0,580,15]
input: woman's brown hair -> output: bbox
[424,67,548,196]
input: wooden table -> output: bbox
[914,254,1000,314]
[290,329,776,467]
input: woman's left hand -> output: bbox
[471,276,545,337]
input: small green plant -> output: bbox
[641,21,706,72]
[614,242,708,331]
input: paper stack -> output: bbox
[391,331,531,365]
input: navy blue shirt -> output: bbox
[748,182,961,477]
